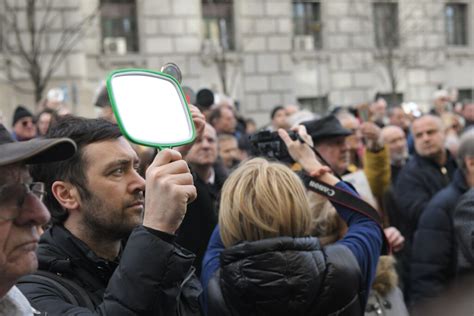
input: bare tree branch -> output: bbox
[1,0,100,101]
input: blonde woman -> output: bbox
[202,126,384,315]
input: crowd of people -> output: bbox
[0,84,473,315]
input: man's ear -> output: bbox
[51,181,81,210]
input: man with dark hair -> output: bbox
[0,123,75,314]
[18,116,202,314]
[217,133,240,170]
[93,85,116,123]
[269,105,289,131]
[11,105,37,141]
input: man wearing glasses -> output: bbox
[0,123,76,314]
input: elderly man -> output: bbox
[430,89,450,116]
[0,124,76,314]
[381,125,409,185]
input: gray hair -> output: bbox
[457,129,474,174]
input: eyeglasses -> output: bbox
[0,182,46,222]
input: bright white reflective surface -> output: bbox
[110,72,193,146]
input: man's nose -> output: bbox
[15,194,50,227]
[130,170,146,193]
[201,139,212,148]
[421,133,430,142]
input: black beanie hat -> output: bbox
[196,88,214,109]
[12,105,33,126]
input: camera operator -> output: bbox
[201,125,384,315]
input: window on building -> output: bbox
[298,96,328,115]
[373,2,399,48]
[445,3,468,46]
[202,0,235,51]
[458,88,474,102]
[375,92,403,107]
[101,0,138,55]
[292,1,322,50]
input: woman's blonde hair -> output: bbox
[307,191,347,246]
[219,158,312,247]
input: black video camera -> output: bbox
[249,130,297,164]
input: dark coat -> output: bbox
[410,170,469,303]
[18,225,202,315]
[207,237,364,316]
[176,164,227,276]
[394,151,457,242]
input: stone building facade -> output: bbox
[0,0,473,126]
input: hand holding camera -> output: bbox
[278,126,334,183]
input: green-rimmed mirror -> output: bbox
[106,68,196,149]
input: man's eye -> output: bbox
[112,168,124,175]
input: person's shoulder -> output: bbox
[427,183,460,208]
[418,185,459,229]
[324,244,361,276]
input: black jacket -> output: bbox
[394,151,457,242]
[176,163,227,276]
[18,225,202,315]
[207,237,364,316]
[410,170,468,303]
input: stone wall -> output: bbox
[1,0,473,126]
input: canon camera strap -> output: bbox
[302,174,390,255]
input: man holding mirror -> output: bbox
[17,115,204,315]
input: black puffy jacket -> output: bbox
[410,170,469,303]
[207,237,364,316]
[18,225,202,315]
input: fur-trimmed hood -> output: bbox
[372,255,398,296]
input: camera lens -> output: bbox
[160,63,182,84]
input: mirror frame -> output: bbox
[106,68,196,149]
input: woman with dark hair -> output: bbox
[202,125,384,316]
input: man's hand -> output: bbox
[189,104,206,140]
[175,105,206,157]
[278,126,332,180]
[143,149,197,234]
[384,226,405,252]
[360,122,383,152]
